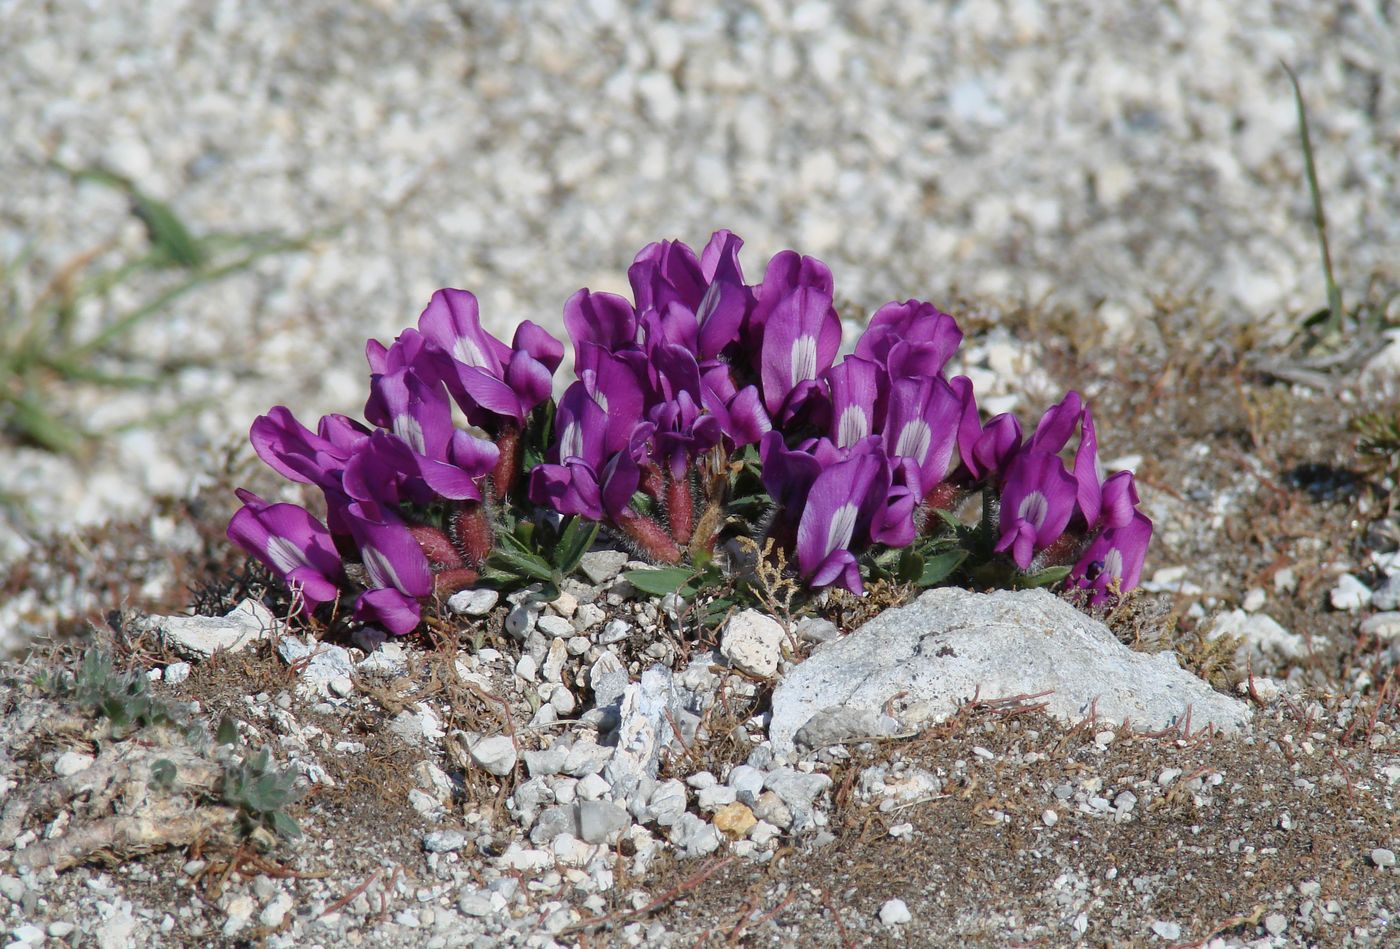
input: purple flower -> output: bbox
[759,286,842,417]
[855,300,962,379]
[227,489,344,606]
[881,375,963,498]
[528,383,641,522]
[795,448,885,594]
[249,407,369,492]
[824,356,880,449]
[417,288,511,375]
[563,289,638,362]
[994,449,1078,569]
[365,368,499,501]
[343,500,433,635]
[1070,511,1152,604]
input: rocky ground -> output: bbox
[3,303,1400,947]
[5,2,1400,946]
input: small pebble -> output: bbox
[879,898,912,926]
[1264,913,1288,936]
[1151,920,1181,940]
[1041,809,1058,827]
[1370,847,1396,868]
[1330,574,1371,612]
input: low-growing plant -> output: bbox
[52,648,190,740]
[220,746,302,839]
[229,232,1152,635]
[44,649,302,840]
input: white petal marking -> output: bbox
[1102,548,1124,580]
[361,545,404,592]
[266,536,309,575]
[825,502,859,558]
[1018,490,1049,530]
[393,415,427,455]
[453,335,490,368]
[836,405,869,448]
[790,335,817,388]
[894,419,933,465]
[560,422,584,461]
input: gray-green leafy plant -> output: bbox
[220,747,302,839]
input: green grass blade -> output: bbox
[65,235,309,360]
[1283,62,1343,334]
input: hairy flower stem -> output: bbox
[434,567,480,597]
[665,473,694,546]
[449,503,494,567]
[491,424,522,498]
[639,462,665,501]
[619,511,682,564]
[410,525,463,569]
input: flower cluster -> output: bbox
[229,231,1151,635]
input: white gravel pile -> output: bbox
[2,0,1397,569]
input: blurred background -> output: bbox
[1,0,1397,551]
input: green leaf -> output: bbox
[1017,565,1072,589]
[130,191,206,269]
[215,715,240,746]
[486,546,556,583]
[270,810,302,839]
[1283,62,1343,336]
[917,549,968,587]
[896,548,925,585]
[553,516,599,577]
[623,566,700,596]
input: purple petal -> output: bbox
[759,431,823,512]
[629,239,705,314]
[1030,391,1084,453]
[796,452,883,584]
[760,287,841,415]
[512,320,565,374]
[528,461,604,521]
[553,381,610,469]
[994,450,1077,569]
[417,288,510,373]
[825,356,880,449]
[353,587,422,635]
[460,365,528,423]
[750,250,833,338]
[699,229,745,284]
[563,289,638,361]
[343,501,433,597]
[1098,470,1140,530]
[1074,405,1102,526]
[1071,511,1153,603]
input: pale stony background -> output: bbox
[1,0,1397,550]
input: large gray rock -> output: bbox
[770,588,1250,756]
